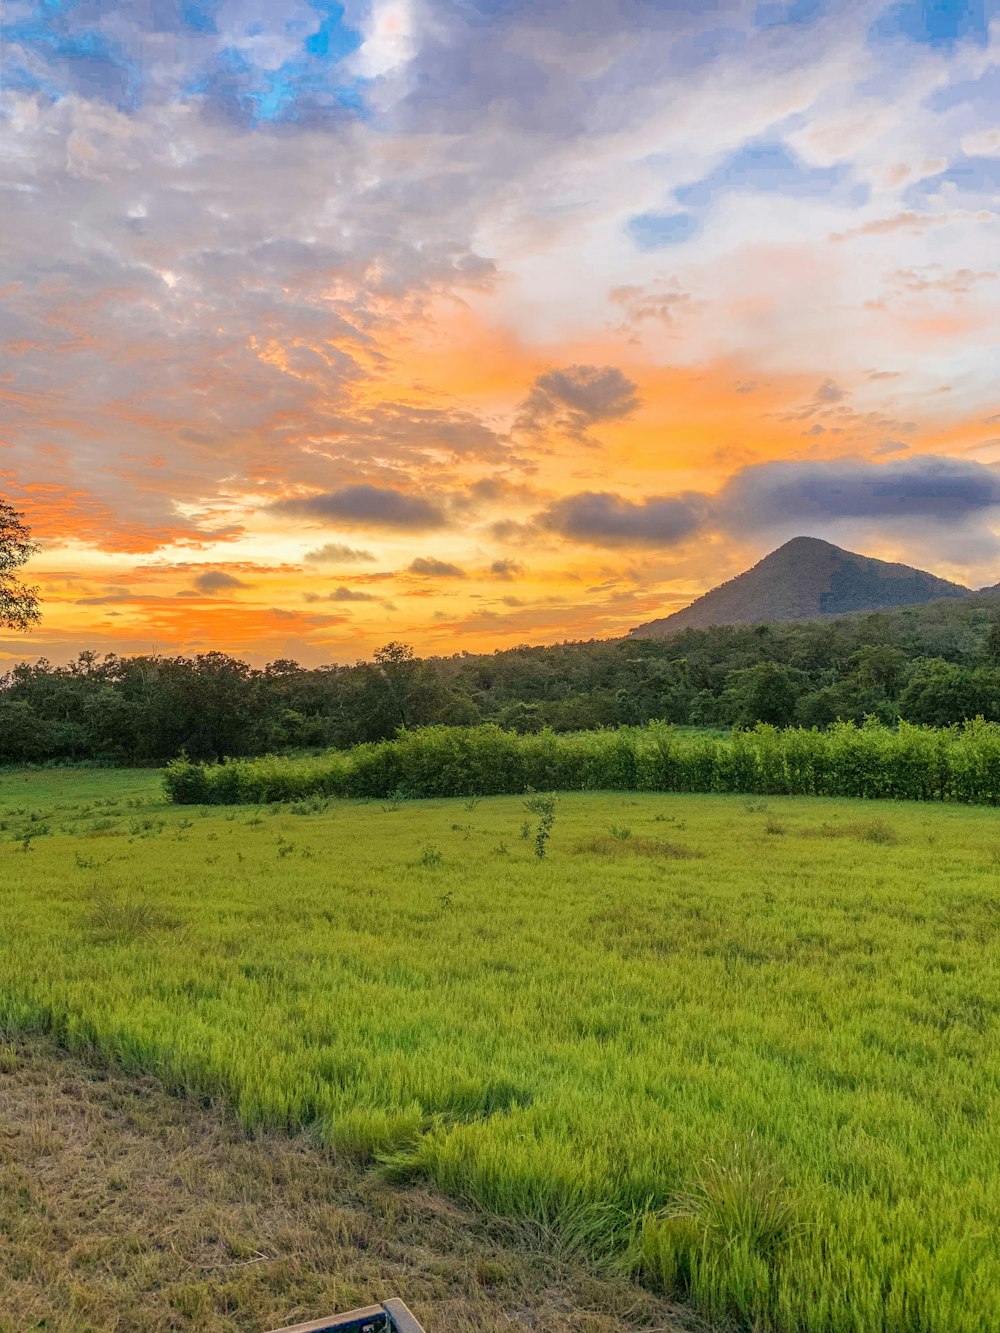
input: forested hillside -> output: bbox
[629,535,970,636]
[4,591,1000,763]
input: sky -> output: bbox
[2,0,1000,666]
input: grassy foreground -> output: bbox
[1,767,998,1331]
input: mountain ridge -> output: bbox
[629,536,973,638]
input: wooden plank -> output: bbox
[381,1298,424,1333]
[265,1302,388,1333]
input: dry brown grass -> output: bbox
[0,1038,701,1333]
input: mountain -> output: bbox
[629,536,971,638]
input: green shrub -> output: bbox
[163,719,1000,807]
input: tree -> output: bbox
[986,612,1000,666]
[720,662,807,727]
[358,642,452,735]
[0,499,40,630]
[898,658,1000,726]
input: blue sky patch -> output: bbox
[908,154,1000,202]
[754,0,830,29]
[181,2,218,35]
[628,212,701,249]
[305,3,361,62]
[675,141,854,209]
[870,1,996,49]
[4,7,142,109]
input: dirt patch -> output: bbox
[0,1038,701,1333]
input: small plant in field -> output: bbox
[523,794,557,859]
[491,842,510,857]
[654,813,676,824]
[858,818,897,846]
[382,786,412,813]
[520,820,532,840]
[743,798,769,814]
[576,836,698,860]
[665,1133,798,1261]
[463,795,482,811]
[290,796,330,815]
[764,818,786,836]
[419,845,443,867]
[609,824,632,842]
[436,891,453,909]
[84,892,179,944]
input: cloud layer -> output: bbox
[537,456,1000,554]
[271,486,447,530]
[3,1,1000,662]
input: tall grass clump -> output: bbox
[640,1135,800,1323]
[165,718,1000,806]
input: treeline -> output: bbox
[164,719,1000,806]
[5,593,1000,764]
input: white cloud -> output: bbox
[961,128,1000,158]
[352,0,420,79]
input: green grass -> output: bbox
[1,768,998,1331]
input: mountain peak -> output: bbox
[629,538,970,638]
[774,535,838,552]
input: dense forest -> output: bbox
[4,592,1000,764]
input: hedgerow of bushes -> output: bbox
[163,718,1000,805]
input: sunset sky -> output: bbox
[2,0,1000,666]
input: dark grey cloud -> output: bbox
[328,585,377,602]
[192,570,252,592]
[303,587,396,608]
[490,559,525,580]
[813,379,845,404]
[538,491,707,547]
[720,456,1000,531]
[272,486,447,531]
[516,366,640,440]
[304,543,377,564]
[77,585,138,606]
[536,456,1000,551]
[409,557,466,578]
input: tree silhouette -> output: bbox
[0,499,40,630]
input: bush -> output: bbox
[162,757,208,804]
[163,720,1000,807]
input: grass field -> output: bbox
[1,767,998,1331]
